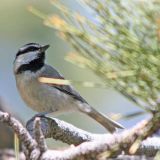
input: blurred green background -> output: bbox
[0,0,148,147]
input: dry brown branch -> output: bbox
[0,107,160,159]
[28,117,160,159]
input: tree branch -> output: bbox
[26,115,160,158]
[0,109,160,159]
[26,116,104,145]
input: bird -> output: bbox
[13,43,124,133]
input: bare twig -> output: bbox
[26,116,100,145]
[0,108,160,159]
[33,117,47,152]
[0,111,37,151]
[26,115,160,158]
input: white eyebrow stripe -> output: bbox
[20,45,38,51]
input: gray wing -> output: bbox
[40,65,88,104]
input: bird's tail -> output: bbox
[79,104,124,133]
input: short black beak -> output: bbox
[41,44,50,52]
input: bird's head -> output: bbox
[14,43,50,74]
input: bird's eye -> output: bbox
[16,46,39,57]
[28,46,39,52]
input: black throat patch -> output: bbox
[15,54,45,74]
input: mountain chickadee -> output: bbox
[13,43,124,133]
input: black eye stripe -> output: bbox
[16,46,39,57]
